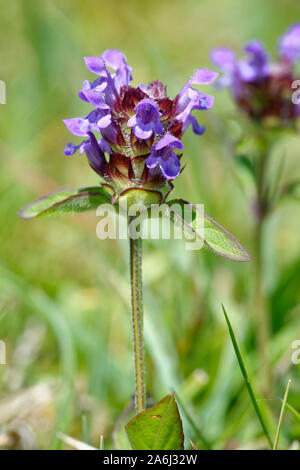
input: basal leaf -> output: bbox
[125,394,184,450]
[19,186,112,219]
[167,199,250,262]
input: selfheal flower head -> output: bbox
[211,23,300,123]
[64,49,217,205]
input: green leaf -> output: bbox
[18,186,112,219]
[167,199,250,262]
[222,304,273,448]
[125,394,184,450]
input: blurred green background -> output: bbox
[0,0,299,450]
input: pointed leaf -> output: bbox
[19,186,112,219]
[167,199,250,262]
[125,394,184,450]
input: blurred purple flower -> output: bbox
[211,41,269,97]
[279,23,300,62]
[211,23,300,122]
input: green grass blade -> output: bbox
[273,379,291,450]
[174,391,212,450]
[283,401,300,420]
[221,304,273,448]
[81,414,90,445]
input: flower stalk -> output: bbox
[252,137,273,395]
[129,220,146,414]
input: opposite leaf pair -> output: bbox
[19,185,250,263]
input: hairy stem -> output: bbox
[129,221,146,414]
[253,143,272,395]
[254,216,272,395]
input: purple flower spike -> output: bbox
[146,134,184,180]
[212,24,300,122]
[279,23,300,62]
[64,49,216,184]
[127,98,164,139]
[211,43,268,91]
